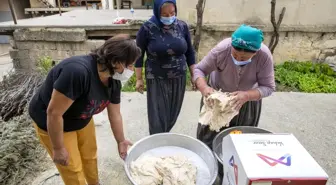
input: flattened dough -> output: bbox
[198,90,239,132]
[130,155,197,185]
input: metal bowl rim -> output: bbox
[124,133,218,185]
[212,126,272,164]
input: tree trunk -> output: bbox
[269,0,286,54]
[193,0,206,62]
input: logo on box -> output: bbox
[257,153,292,167]
[229,156,238,185]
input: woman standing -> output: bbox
[193,24,276,148]
[29,34,141,185]
[135,0,196,135]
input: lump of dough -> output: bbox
[130,155,163,185]
[198,90,239,132]
[130,155,197,185]
[156,155,197,185]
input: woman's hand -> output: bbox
[47,89,73,167]
[107,103,131,160]
[200,86,214,97]
[190,76,197,91]
[118,140,133,160]
[136,79,144,94]
[230,91,250,111]
[53,147,69,166]
[199,86,215,108]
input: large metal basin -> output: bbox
[212,126,272,165]
[124,133,218,185]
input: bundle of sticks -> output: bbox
[0,70,44,121]
[0,56,55,121]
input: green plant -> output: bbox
[36,56,54,76]
[275,61,336,93]
[122,67,147,92]
[281,61,336,77]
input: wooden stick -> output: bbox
[269,0,276,49]
[268,0,286,54]
[58,0,62,16]
[7,0,17,24]
[277,7,286,28]
[193,0,207,62]
[271,7,286,54]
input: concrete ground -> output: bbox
[0,9,152,29]
[31,92,336,185]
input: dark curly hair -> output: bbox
[91,34,141,75]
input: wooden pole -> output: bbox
[193,0,206,62]
[58,0,62,16]
[268,0,286,54]
[7,0,17,24]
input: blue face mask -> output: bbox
[160,15,176,25]
[231,54,252,66]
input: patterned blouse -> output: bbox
[135,19,195,79]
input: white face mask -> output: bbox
[231,54,252,66]
[112,65,134,86]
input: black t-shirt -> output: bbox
[29,55,121,132]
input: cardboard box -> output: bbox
[222,133,328,185]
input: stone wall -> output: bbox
[9,28,104,69]
[175,0,336,67]
[198,29,336,65]
[8,26,336,70]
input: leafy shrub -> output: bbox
[275,61,336,93]
[36,56,55,76]
[122,67,147,92]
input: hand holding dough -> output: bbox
[198,90,239,132]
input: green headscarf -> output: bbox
[231,24,264,52]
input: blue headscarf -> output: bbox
[149,0,177,27]
[231,24,264,51]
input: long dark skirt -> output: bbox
[146,76,186,135]
[196,96,262,149]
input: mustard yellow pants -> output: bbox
[34,119,99,185]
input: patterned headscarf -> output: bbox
[231,24,264,52]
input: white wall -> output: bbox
[0,0,9,11]
[47,0,56,7]
[177,0,336,26]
